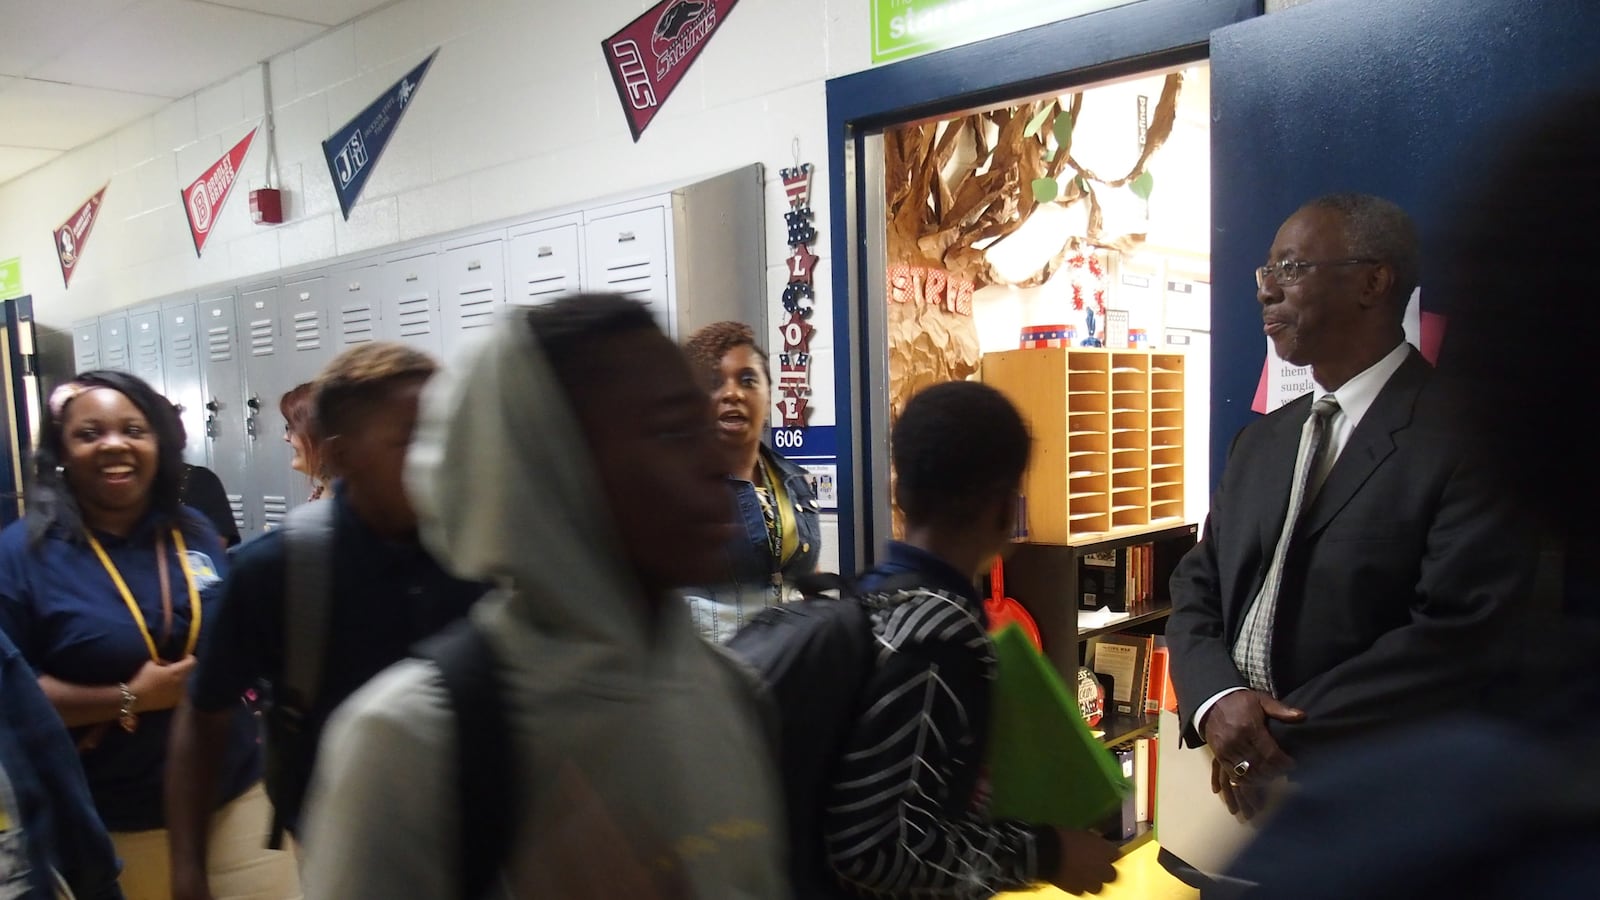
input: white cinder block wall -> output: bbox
[0,0,874,388]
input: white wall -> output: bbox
[0,1,879,411]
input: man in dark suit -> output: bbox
[1165,193,1533,818]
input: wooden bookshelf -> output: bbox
[982,347,1187,544]
[1097,710,1159,747]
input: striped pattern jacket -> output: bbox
[822,585,1055,898]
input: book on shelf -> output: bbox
[1100,746,1139,841]
[1079,548,1127,612]
[1146,637,1175,715]
[1088,633,1153,716]
[1134,737,1152,824]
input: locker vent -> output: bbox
[457,284,498,330]
[340,304,376,345]
[394,293,433,338]
[207,326,234,363]
[522,271,572,301]
[228,495,245,531]
[171,330,197,367]
[598,259,654,298]
[249,317,276,357]
[103,343,129,369]
[135,334,161,381]
[75,348,98,371]
[292,310,323,352]
[262,496,288,530]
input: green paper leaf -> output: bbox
[1043,148,1056,163]
[1052,111,1075,147]
[1130,171,1155,200]
[1075,175,1089,193]
[1023,105,1054,139]
[1031,178,1059,203]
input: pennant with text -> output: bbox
[54,185,108,289]
[182,127,257,256]
[322,50,437,220]
[602,0,740,141]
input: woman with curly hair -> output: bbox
[680,321,820,643]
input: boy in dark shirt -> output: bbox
[823,381,1118,898]
[165,343,486,900]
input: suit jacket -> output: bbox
[1166,348,1534,760]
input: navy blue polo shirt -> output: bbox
[0,508,259,832]
[190,481,486,834]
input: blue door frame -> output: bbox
[824,0,1262,573]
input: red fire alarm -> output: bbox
[249,189,284,225]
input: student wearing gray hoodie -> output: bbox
[299,294,789,900]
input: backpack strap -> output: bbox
[271,497,336,847]
[423,619,514,900]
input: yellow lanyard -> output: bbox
[86,528,202,662]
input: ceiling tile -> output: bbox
[0,0,140,77]
[0,80,169,150]
[0,147,64,183]
[199,0,397,28]
[29,0,325,98]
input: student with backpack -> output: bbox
[813,381,1117,898]
[298,296,788,899]
[165,343,486,900]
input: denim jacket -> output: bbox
[0,628,124,900]
[684,445,821,643]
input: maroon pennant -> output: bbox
[55,185,108,289]
[603,0,741,141]
[182,128,257,256]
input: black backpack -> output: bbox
[725,571,929,900]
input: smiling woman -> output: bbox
[0,370,299,899]
[681,321,822,643]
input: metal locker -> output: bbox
[196,292,249,536]
[72,319,100,373]
[160,298,207,468]
[582,207,671,334]
[440,235,505,363]
[238,283,291,533]
[381,249,442,357]
[334,262,382,348]
[97,313,131,372]
[127,306,165,396]
[280,270,335,389]
[507,218,582,306]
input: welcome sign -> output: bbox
[870,0,1137,64]
[602,0,740,141]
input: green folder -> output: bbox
[987,624,1131,828]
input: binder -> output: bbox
[987,624,1132,828]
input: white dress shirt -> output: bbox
[1192,341,1414,735]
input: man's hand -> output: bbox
[1048,828,1119,895]
[1201,690,1302,817]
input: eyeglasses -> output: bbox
[1256,258,1379,290]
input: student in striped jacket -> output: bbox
[822,381,1118,898]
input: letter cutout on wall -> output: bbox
[322,50,438,220]
[54,184,108,289]
[182,128,258,256]
[602,0,741,141]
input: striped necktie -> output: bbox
[1232,394,1341,695]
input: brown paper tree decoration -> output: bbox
[883,74,1184,538]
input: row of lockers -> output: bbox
[70,165,766,537]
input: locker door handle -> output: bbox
[537,247,553,257]
[245,395,260,438]
[467,261,482,271]
[617,232,636,243]
[205,399,220,440]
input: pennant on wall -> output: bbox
[602,0,740,141]
[182,127,257,256]
[54,185,108,289]
[322,50,437,219]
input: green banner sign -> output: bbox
[871,0,1136,64]
[0,257,21,300]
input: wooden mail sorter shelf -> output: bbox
[982,347,1187,545]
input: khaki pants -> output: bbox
[111,782,301,900]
